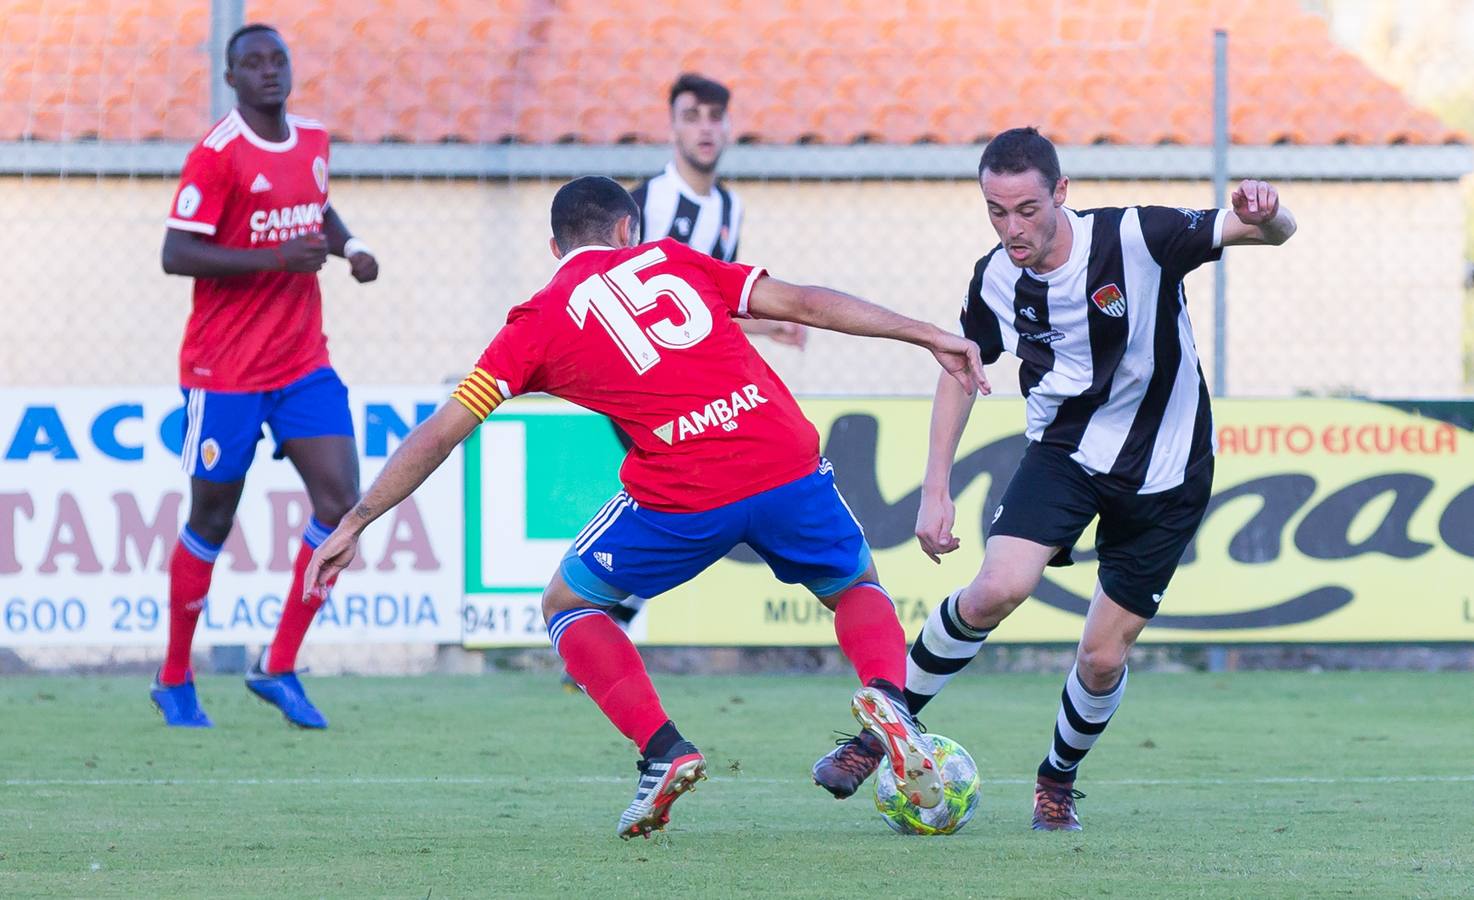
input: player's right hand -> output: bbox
[279,234,329,273]
[915,490,961,564]
[929,332,990,396]
[303,527,359,600]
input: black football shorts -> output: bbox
[987,442,1213,619]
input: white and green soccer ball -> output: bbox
[874,734,981,835]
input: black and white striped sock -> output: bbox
[903,590,992,714]
[1038,664,1128,783]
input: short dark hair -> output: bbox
[978,127,1061,190]
[668,73,730,110]
[550,176,640,253]
[226,23,282,67]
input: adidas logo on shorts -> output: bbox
[593,551,614,572]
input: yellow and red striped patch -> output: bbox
[451,367,504,420]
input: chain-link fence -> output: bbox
[1,0,1470,399]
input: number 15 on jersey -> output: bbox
[566,246,714,374]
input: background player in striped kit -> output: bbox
[632,73,806,349]
[150,24,379,730]
[813,128,1297,829]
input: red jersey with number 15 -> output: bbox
[451,238,820,513]
[166,109,332,391]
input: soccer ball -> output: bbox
[874,734,981,835]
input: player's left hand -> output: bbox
[303,527,359,601]
[1231,179,1280,225]
[930,332,990,396]
[348,251,379,283]
[767,321,808,348]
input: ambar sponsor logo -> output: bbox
[655,384,768,444]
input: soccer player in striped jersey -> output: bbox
[305,176,987,838]
[812,127,1297,830]
[150,24,379,729]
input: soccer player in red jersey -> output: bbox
[149,24,379,729]
[305,176,988,838]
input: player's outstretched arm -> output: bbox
[746,276,989,395]
[303,401,479,597]
[1221,179,1297,247]
[161,229,328,277]
[916,370,977,563]
[322,207,379,283]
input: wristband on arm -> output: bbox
[343,237,372,258]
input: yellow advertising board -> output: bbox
[462,398,1474,646]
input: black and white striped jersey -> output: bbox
[961,205,1227,495]
[631,162,742,262]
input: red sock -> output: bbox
[551,608,669,750]
[268,541,334,674]
[162,539,216,685]
[832,582,907,688]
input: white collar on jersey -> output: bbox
[229,108,299,153]
[663,161,716,200]
[1025,207,1089,285]
[554,244,614,272]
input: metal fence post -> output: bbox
[209,0,246,122]
[1213,29,1229,397]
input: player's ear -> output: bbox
[548,236,563,260]
[1053,175,1069,208]
[610,215,637,248]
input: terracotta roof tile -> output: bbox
[0,0,1461,145]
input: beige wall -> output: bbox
[1,175,1466,397]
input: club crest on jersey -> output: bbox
[200,438,221,471]
[1091,283,1127,318]
[674,216,693,238]
[176,184,202,218]
[312,156,328,193]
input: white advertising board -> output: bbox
[0,387,462,647]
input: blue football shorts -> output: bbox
[560,459,872,604]
[178,366,355,483]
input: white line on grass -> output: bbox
[6,774,1473,788]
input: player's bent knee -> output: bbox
[958,571,1033,629]
[311,492,358,527]
[814,560,881,611]
[186,506,236,545]
[957,593,1023,631]
[541,575,594,623]
[1075,643,1128,689]
[539,571,613,627]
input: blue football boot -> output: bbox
[244,648,328,729]
[150,670,214,728]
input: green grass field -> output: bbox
[2,671,1470,898]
